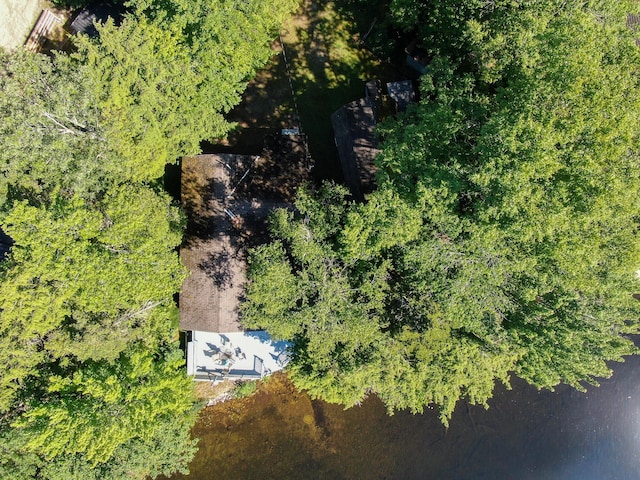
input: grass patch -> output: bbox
[232,380,259,399]
[281,0,395,180]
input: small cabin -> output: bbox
[180,154,291,383]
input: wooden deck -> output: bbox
[24,9,63,52]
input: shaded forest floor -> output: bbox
[205,0,401,183]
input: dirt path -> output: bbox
[0,0,46,51]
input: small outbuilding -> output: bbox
[69,3,125,37]
[331,98,380,201]
[386,80,415,113]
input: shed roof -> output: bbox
[69,4,125,37]
[179,154,287,333]
[0,227,12,262]
[386,80,415,113]
[331,98,379,200]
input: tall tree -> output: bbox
[14,346,194,465]
[0,346,198,480]
[0,186,184,408]
[245,1,640,423]
[1,0,301,474]
[376,0,640,393]
[76,0,300,181]
[0,50,117,205]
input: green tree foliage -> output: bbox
[0,350,198,480]
[377,0,640,391]
[1,0,303,471]
[245,184,517,421]
[0,0,300,472]
[0,185,191,477]
[0,186,184,405]
[245,2,640,423]
[77,17,221,181]
[36,411,199,480]
[15,346,193,464]
[244,185,391,406]
[76,0,300,181]
[0,50,116,204]
[1,0,300,473]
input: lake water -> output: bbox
[169,351,640,480]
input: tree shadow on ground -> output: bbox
[203,0,402,185]
[181,171,226,244]
[233,134,311,202]
[280,0,400,182]
[201,42,296,157]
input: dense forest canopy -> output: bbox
[3,0,640,477]
[0,0,298,478]
[244,0,640,423]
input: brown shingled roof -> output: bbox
[179,153,297,333]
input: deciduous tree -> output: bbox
[76,0,300,181]
[245,2,640,423]
[0,50,116,204]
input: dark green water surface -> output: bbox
[172,356,640,480]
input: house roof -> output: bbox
[179,154,288,333]
[331,98,379,201]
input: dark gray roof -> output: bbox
[386,80,415,113]
[70,10,100,37]
[69,4,125,37]
[0,227,12,262]
[331,99,379,201]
